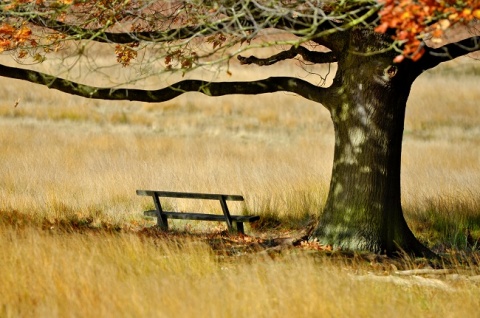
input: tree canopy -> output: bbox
[0,0,478,96]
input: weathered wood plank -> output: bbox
[136,190,244,201]
[144,210,259,222]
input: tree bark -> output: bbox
[310,29,433,257]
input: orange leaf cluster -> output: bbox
[164,49,198,70]
[206,33,227,50]
[0,23,35,54]
[114,43,139,67]
[299,238,332,251]
[376,0,480,62]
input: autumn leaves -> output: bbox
[375,0,480,62]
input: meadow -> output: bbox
[1,53,480,317]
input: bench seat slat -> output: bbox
[144,210,259,222]
[136,190,244,201]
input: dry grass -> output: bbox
[0,80,333,229]
[1,226,480,318]
[1,56,480,316]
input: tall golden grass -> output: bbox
[1,55,480,316]
[2,226,480,318]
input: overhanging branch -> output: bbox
[420,36,480,70]
[237,45,337,66]
[0,63,332,106]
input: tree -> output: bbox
[1,0,479,256]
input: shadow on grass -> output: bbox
[407,203,480,252]
[0,209,123,234]
[3,207,480,269]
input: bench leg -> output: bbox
[152,194,168,230]
[235,222,244,235]
[219,196,234,232]
[157,214,168,230]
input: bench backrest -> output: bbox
[136,190,244,201]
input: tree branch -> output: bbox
[0,63,332,106]
[29,17,216,44]
[237,46,337,66]
[420,36,480,70]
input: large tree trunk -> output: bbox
[310,30,433,257]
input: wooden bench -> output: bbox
[136,190,259,234]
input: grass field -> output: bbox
[1,55,480,317]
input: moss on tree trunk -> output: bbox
[310,30,433,257]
